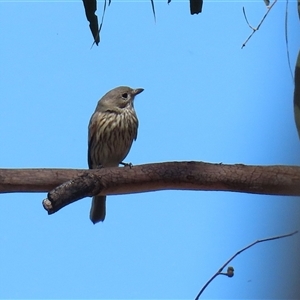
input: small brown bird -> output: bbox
[88,86,144,224]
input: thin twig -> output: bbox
[285,0,294,80]
[241,0,277,49]
[195,230,298,299]
[242,7,255,30]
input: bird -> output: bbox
[88,86,144,224]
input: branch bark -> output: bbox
[1,161,300,194]
[0,161,299,214]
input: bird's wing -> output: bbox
[87,112,100,169]
[134,119,138,141]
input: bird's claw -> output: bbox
[120,162,133,168]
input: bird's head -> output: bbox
[97,86,144,111]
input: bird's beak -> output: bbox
[132,88,144,96]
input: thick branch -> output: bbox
[1,161,300,194]
[1,161,299,215]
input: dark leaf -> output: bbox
[150,0,156,21]
[82,0,100,45]
[190,0,203,15]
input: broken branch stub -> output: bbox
[43,171,104,214]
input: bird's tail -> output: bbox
[90,196,106,224]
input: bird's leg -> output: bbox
[120,162,133,168]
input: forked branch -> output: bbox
[241,0,277,48]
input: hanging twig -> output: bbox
[195,230,298,299]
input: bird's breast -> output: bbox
[90,108,138,167]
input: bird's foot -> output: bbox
[120,162,133,168]
[95,164,103,169]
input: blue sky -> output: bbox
[0,1,300,299]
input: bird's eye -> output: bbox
[122,93,128,99]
